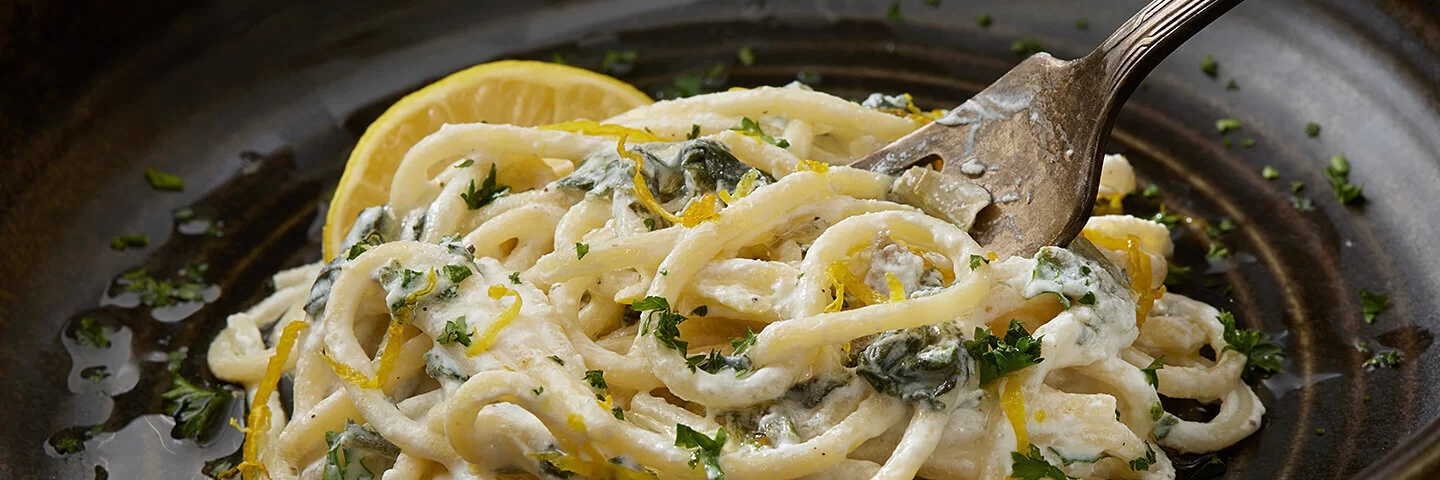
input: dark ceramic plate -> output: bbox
[3,0,1439,478]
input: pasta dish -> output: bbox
[208,81,1268,480]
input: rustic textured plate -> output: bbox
[2,0,1438,478]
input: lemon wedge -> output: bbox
[322,60,652,260]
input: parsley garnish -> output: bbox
[964,319,1044,386]
[1011,444,1073,480]
[1241,138,1256,148]
[687,124,701,140]
[634,296,690,354]
[584,370,608,390]
[1200,55,1218,77]
[1305,122,1321,137]
[74,316,112,348]
[731,328,757,354]
[736,46,755,66]
[508,272,521,284]
[1215,118,1242,134]
[110,234,149,251]
[675,424,727,480]
[1206,243,1230,260]
[1141,184,1160,199]
[1364,350,1403,369]
[731,117,789,148]
[455,159,474,168]
[533,386,544,396]
[1262,165,1279,180]
[1226,79,1239,90]
[442,264,472,284]
[1164,264,1191,287]
[1075,18,1089,30]
[460,163,511,210]
[54,437,83,455]
[1360,289,1390,324]
[1140,356,1165,388]
[548,355,565,366]
[886,2,903,22]
[602,50,638,73]
[1205,218,1236,239]
[116,268,210,307]
[144,167,185,191]
[1129,444,1156,471]
[575,242,590,259]
[977,14,993,28]
[1217,310,1285,380]
[1011,38,1044,57]
[82,366,111,382]
[162,374,232,439]
[1291,196,1315,211]
[969,254,990,270]
[438,316,473,347]
[795,71,824,85]
[1324,155,1365,205]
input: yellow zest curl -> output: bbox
[679,193,722,227]
[885,272,906,302]
[321,350,381,389]
[796,158,830,173]
[826,262,886,307]
[1080,229,1164,325]
[530,451,654,480]
[1001,379,1029,451]
[230,320,308,480]
[620,135,684,224]
[540,120,662,143]
[467,284,523,356]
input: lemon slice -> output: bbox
[322,60,653,260]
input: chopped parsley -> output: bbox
[323,421,400,479]
[438,317,473,347]
[969,254,990,270]
[736,46,755,66]
[1011,444,1073,480]
[687,124,701,140]
[1241,138,1256,148]
[533,386,544,396]
[1215,118,1242,134]
[455,159,474,168]
[1324,155,1364,205]
[1217,310,1285,380]
[1205,218,1236,239]
[116,267,210,307]
[584,370,609,390]
[548,355,565,366]
[1075,18,1089,30]
[110,234,149,251]
[1141,184,1160,199]
[633,296,691,352]
[1365,351,1403,369]
[658,63,729,99]
[1149,210,1180,229]
[144,167,185,191]
[162,373,232,439]
[1292,195,1315,211]
[795,71,824,85]
[1011,38,1045,57]
[1129,444,1157,471]
[82,366,111,382]
[508,272,521,284]
[1206,243,1230,260]
[1200,55,1218,77]
[1226,79,1239,90]
[731,328,757,354]
[964,319,1044,386]
[675,424,727,480]
[1291,180,1306,193]
[601,50,638,73]
[926,0,941,5]
[1164,264,1192,287]
[460,163,511,210]
[74,316,113,348]
[54,437,83,455]
[731,117,789,148]
[1315,427,1327,436]
[886,2,903,22]
[442,264,472,284]
[1223,138,1233,149]
[1360,289,1390,324]
[1262,166,1280,180]
[977,14,993,28]
[1305,122,1321,137]
[1140,356,1165,389]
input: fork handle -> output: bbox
[1093,0,1245,99]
